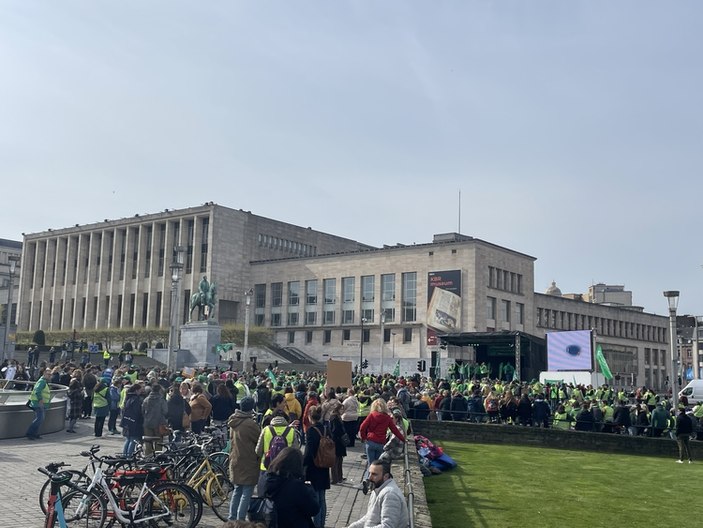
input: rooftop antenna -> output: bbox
[458,189,461,233]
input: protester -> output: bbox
[190,383,213,434]
[92,379,110,437]
[675,407,694,464]
[345,459,409,528]
[121,383,145,456]
[142,383,168,456]
[66,378,84,433]
[26,367,52,440]
[342,388,360,447]
[358,398,405,494]
[303,405,331,528]
[263,447,319,528]
[227,397,260,521]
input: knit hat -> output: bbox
[239,396,255,413]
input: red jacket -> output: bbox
[359,411,405,444]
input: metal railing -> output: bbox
[403,421,415,528]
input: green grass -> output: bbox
[424,441,700,528]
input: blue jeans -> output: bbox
[363,440,384,479]
[228,483,254,521]
[123,436,140,456]
[313,488,326,528]
[26,404,45,438]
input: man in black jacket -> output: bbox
[675,408,693,464]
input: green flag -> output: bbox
[266,369,277,385]
[596,345,613,380]
[215,343,234,354]
[392,360,400,377]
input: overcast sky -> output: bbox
[1,1,702,316]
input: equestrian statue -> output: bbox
[189,276,218,322]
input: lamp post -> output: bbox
[360,317,368,375]
[392,332,397,359]
[663,290,680,409]
[168,246,185,373]
[379,312,386,375]
[2,255,20,362]
[243,288,253,372]
[695,316,703,380]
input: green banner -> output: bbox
[392,360,400,377]
[596,345,613,380]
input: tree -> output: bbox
[33,329,46,346]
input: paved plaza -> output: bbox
[0,421,371,528]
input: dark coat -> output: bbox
[67,384,84,420]
[676,413,693,435]
[264,472,319,528]
[575,409,595,432]
[517,396,533,422]
[167,392,191,431]
[450,396,468,421]
[613,404,632,427]
[304,425,331,491]
[439,396,452,421]
[330,416,347,457]
[121,393,144,438]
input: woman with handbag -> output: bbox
[167,382,191,432]
[304,405,331,528]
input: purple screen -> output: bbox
[547,330,592,371]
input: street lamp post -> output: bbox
[243,288,253,372]
[392,332,397,359]
[360,317,368,375]
[664,290,680,409]
[2,255,20,362]
[379,312,385,375]
[168,246,185,373]
[695,316,703,380]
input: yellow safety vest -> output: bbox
[260,424,296,470]
[93,387,109,409]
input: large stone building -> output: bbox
[15,204,673,389]
[1,238,22,342]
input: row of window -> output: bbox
[254,273,418,326]
[536,307,666,343]
[27,219,209,290]
[488,266,523,294]
[644,348,667,366]
[285,327,415,345]
[487,297,526,325]
[257,233,317,257]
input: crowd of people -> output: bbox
[6,348,701,525]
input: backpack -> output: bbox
[486,399,498,412]
[264,425,291,468]
[313,426,336,468]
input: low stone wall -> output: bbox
[411,419,703,459]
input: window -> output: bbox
[288,331,295,345]
[288,281,300,305]
[343,329,351,341]
[305,311,317,325]
[271,283,283,307]
[487,297,496,319]
[361,276,375,302]
[324,309,335,325]
[516,303,525,325]
[403,327,412,343]
[255,284,266,308]
[343,310,354,324]
[362,329,370,343]
[384,328,391,343]
[144,226,152,278]
[200,218,209,273]
[324,330,331,344]
[502,300,511,323]
[342,277,355,303]
[362,309,374,321]
[271,313,281,327]
[185,219,194,275]
[323,279,336,304]
[306,280,318,304]
[306,331,313,344]
[381,274,395,301]
[401,272,417,322]
[383,308,395,322]
[287,312,299,326]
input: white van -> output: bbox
[679,380,703,405]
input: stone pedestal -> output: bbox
[180,321,221,367]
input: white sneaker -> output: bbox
[689,460,693,464]
[676,460,684,464]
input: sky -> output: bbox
[1,1,702,316]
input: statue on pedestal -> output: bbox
[189,276,218,322]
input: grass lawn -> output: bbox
[424,440,700,528]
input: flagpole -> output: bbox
[592,328,599,383]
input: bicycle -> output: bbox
[80,462,197,527]
[38,462,107,528]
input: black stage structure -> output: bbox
[438,331,547,382]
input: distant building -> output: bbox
[14,205,673,389]
[0,238,22,330]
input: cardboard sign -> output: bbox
[327,360,352,389]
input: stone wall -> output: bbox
[411,419,702,459]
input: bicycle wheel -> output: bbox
[206,473,234,522]
[40,470,91,515]
[207,452,229,477]
[61,488,108,528]
[145,482,197,528]
[179,483,204,527]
